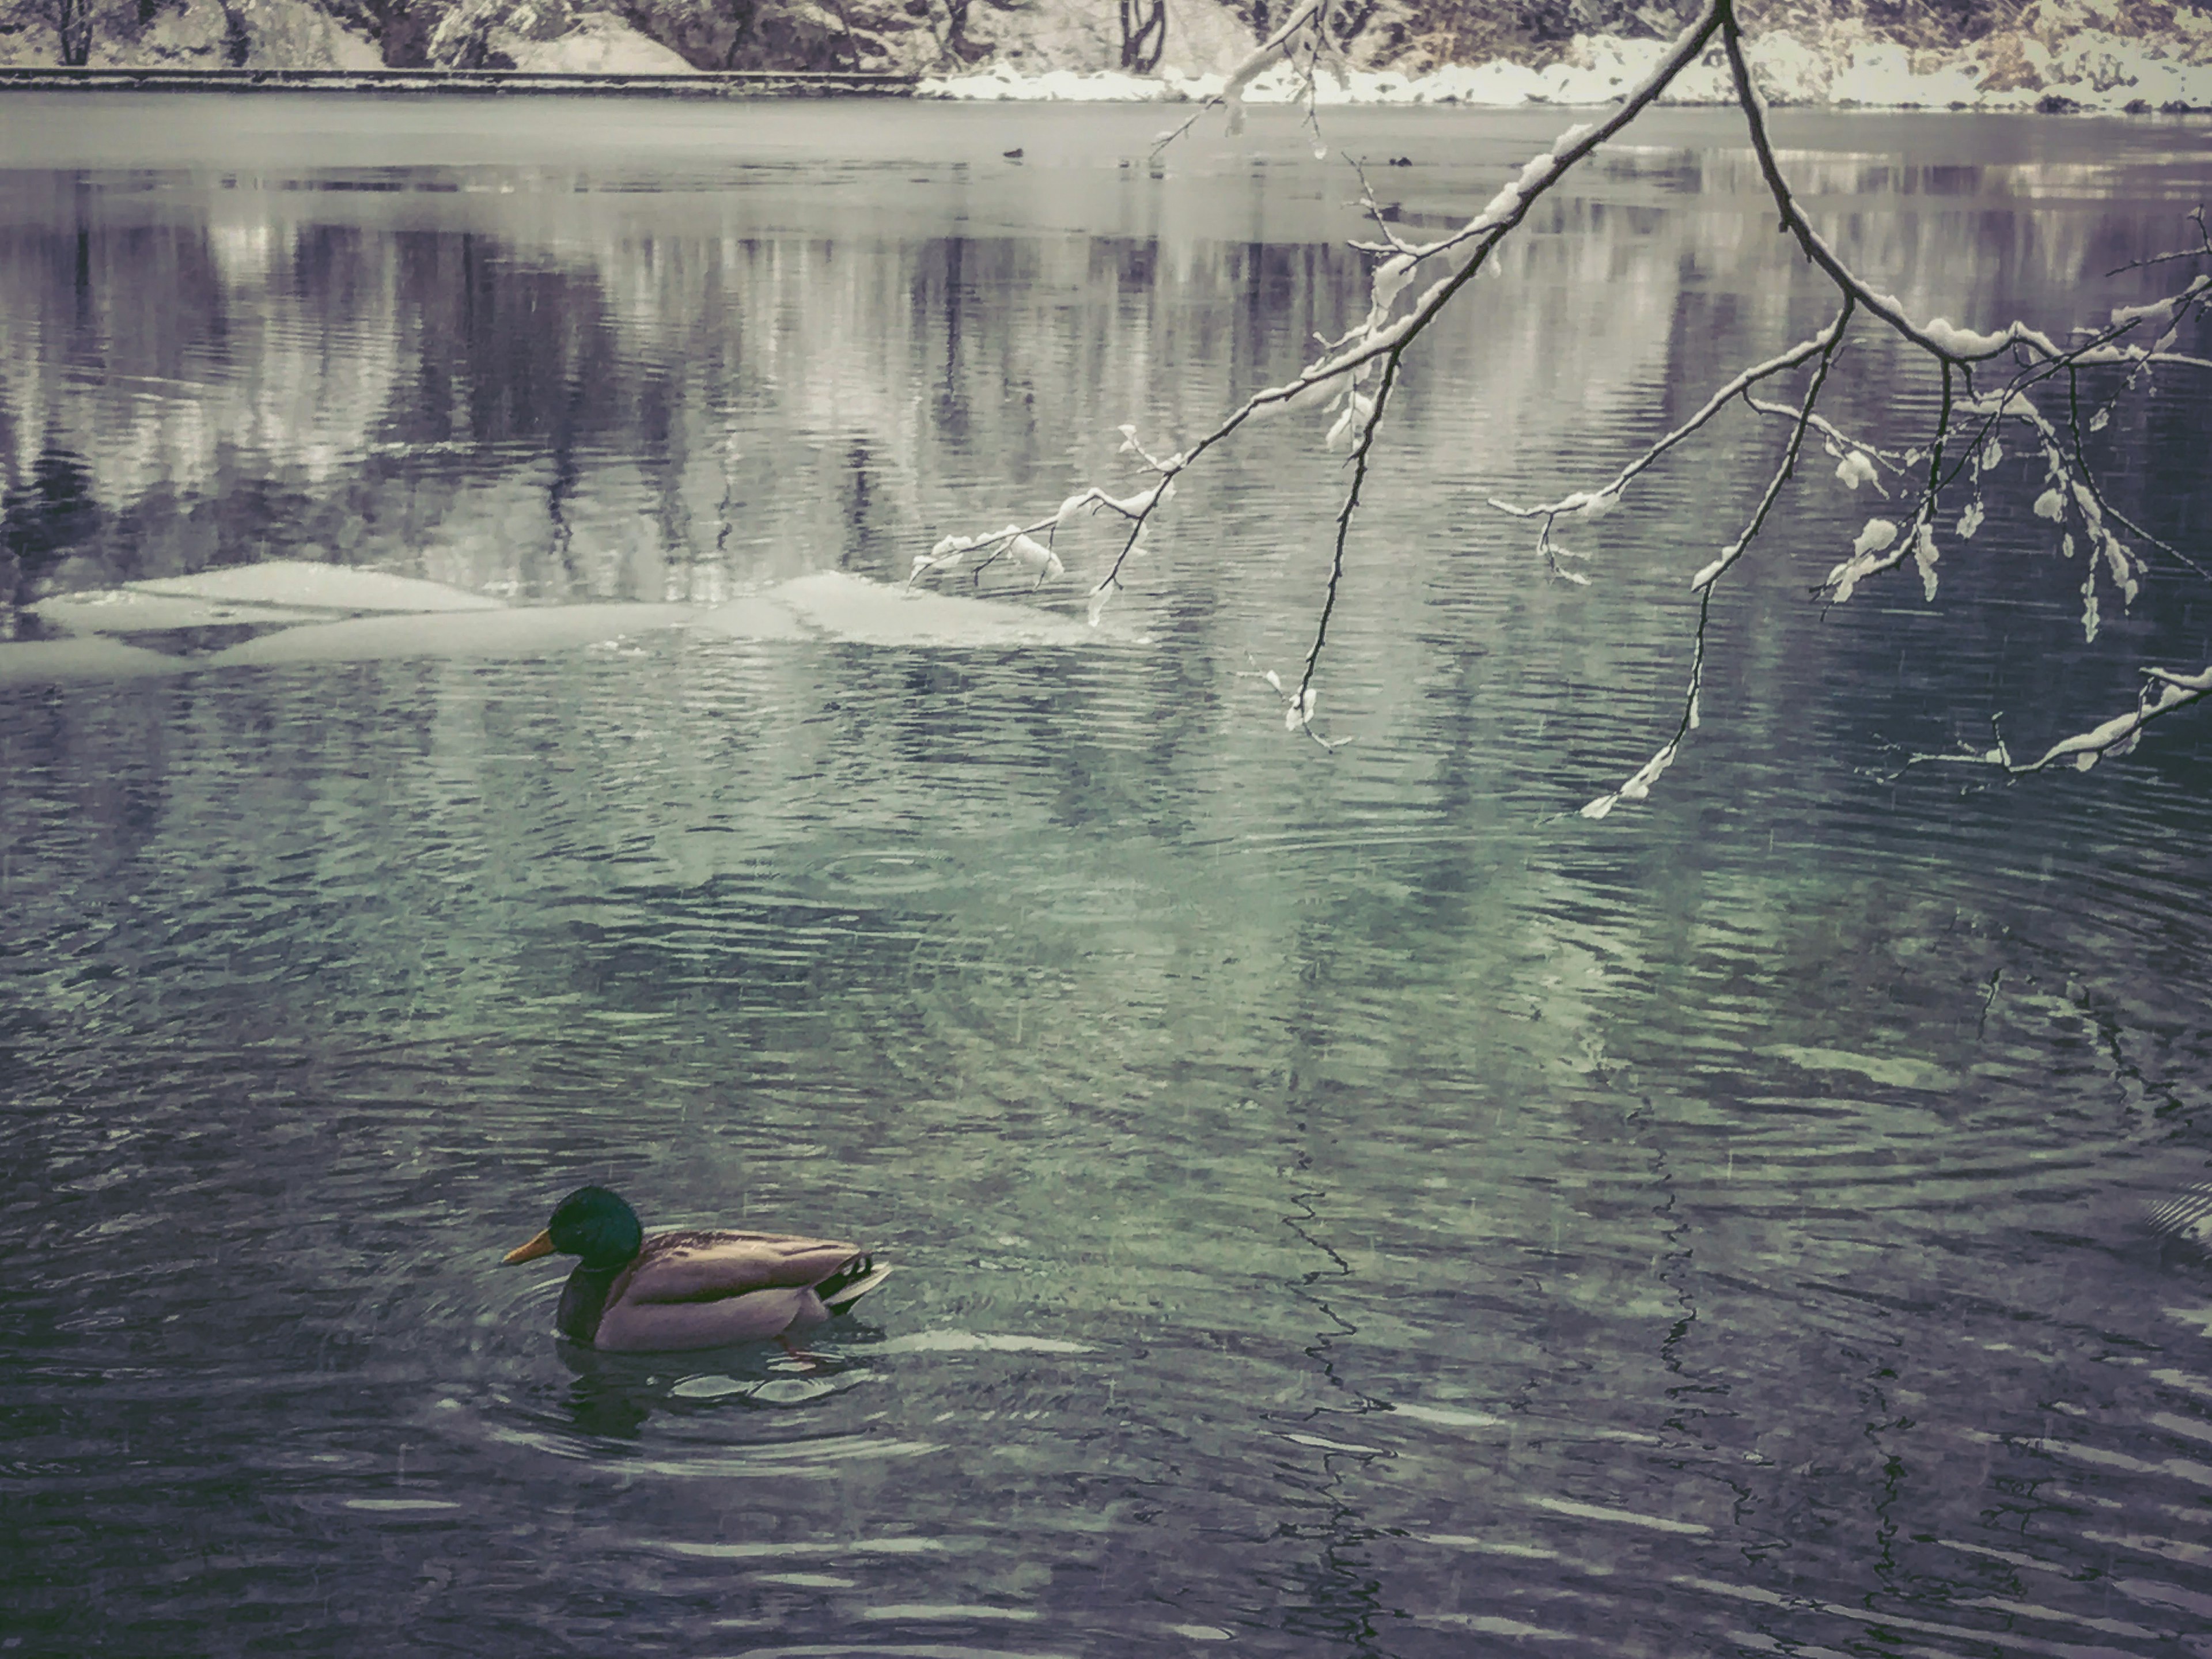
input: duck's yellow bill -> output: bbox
[503,1229,555,1265]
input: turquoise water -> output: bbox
[2,96,2210,1657]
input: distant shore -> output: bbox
[0,66,918,96]
[3,30,2207,114]
[921,34,2212,115]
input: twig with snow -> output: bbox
[1581,300,1852,820]
[924,1,1732,717]
[916,0,2212,806]
[2105,206,2210,278]
[1148,0,1331,156]
[1899,665,2212,778]
[1490,317,1849,578]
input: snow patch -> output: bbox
[504,15,698,74]
[4,564,1120,687]
[77,0,383,71]
[129,560,505,613]
[29,589,331,635]
[927,20,2212,111]
[0,637,192,687]
[202,604,691,668]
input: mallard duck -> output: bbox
[501,1185,893,1353]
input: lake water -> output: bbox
[3,94,2211,1658]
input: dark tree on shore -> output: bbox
[1120,0,1166,71]
[51,0,96,63]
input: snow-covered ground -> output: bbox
[13,0,2205,111]
[502,15,696,74]
[924,13,2212,113]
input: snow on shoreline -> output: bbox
[921,26,2212,114]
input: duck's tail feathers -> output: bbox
[2150,1182,2212,1250]
[821,1259,896,1313]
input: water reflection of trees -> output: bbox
[2,171,2165,620]
[1,167,2197,772]
[1,446,101,620]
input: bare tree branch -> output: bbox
[2105,207,2211,277]
[1150,0,1330,156]
[918,0,2212,808]
[1494,329,1842,524]
[1581,300,1851,819]
[1902,666,2212,778]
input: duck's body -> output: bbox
[504,1188,893,1353]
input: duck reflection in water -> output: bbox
[556,1344,657,1439]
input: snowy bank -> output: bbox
[922,22,2212,113]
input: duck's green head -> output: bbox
[502,1186,643,1271]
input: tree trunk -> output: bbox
[1119,0,1165,71]
[219,1,252,65]
[55,0,95,65]
[373,0,435,67]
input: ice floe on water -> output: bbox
[2,565,1118,686]
[29,589,332,637]
[203,604,696,669]
[921,22,2212,112]
[127,561,506,613]
[0,637,198,687]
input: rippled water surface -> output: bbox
[4,96,2212,1658]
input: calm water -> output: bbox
[3,95,2212,1658]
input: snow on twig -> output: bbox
[1899,666,2212,778]
[926,1,1733,661]
[1580,301,1851,821]
[2105,208,2211,278]
[917,0,2212,803]
[1492,327,1838,525]
[1149,0,1329,154]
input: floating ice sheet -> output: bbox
[203,604,694,668]
[29,589,331,636]
[685,592,814,642]
[130,560,505,613]
[2,566,1113,688]
[0,636,192,687]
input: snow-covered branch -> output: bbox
[1494,336,1823,506]
[1149,0,1334,153]
[1902,665,2212,778]
[918,0,2211,809]
[1581,300,1851,820]
[923,0,1732,734]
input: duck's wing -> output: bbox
[624,1229,864,1304]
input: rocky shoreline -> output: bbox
[1,1,2204,114]
[0,64,916,93]
[919,49,2212,113]
[2,57,2200,112]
